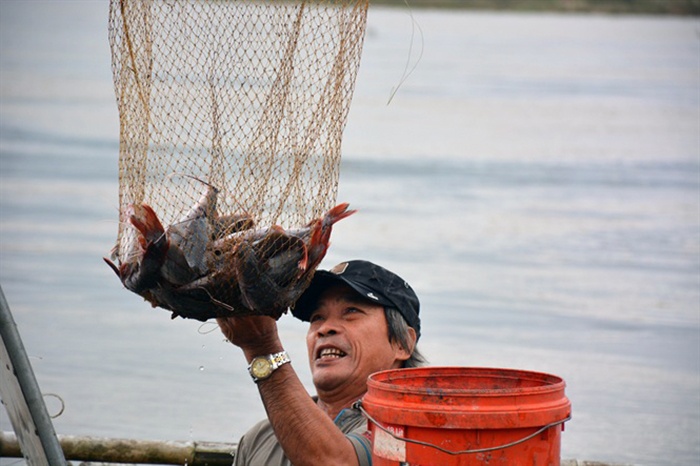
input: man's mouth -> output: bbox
[316,346,347,361]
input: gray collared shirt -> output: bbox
[233,401,372,466]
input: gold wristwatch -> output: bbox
[248,351,291,383]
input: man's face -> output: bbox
[305,283,410,398]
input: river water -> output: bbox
[1,2,698,465]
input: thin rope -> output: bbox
[387,0,424,105]
[43,393,66,419]
[355,401,570,456]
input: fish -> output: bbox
[104,196,239,321]
[213,203,356,316]
[294,202,356,272]
[234,227,308,316]
[105,189,355,321]
[166,179,219,277]
[212,213,255,241]
[104,204,169,294]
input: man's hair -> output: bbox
[385,307,426,368]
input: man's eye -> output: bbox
[309,314,323,323]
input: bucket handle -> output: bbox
[354,400,571,456]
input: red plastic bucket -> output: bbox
[359,367,571,466]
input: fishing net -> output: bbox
[105,0,368,321]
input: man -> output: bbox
[217,259,424,466]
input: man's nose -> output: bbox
[316,316,340,337]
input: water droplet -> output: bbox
[199,366,205,371]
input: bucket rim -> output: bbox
[367,366,566,396]
[362,366,571,429]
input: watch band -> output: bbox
[248,350,291,383]
[269,351,291,369]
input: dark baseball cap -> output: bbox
[293,260,421,338]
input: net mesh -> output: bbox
[106,0,368,321]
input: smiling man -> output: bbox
[217,260,424,466]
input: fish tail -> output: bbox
[323,203,357,227]
[129,204,166,244]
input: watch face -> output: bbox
[251,357,272,379]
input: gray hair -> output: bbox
[385,307,426,368]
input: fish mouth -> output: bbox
[315,345,348,361]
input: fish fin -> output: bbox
[103,257,121,277]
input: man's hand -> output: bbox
[216,315,283,361]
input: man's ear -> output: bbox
[395,326,417,362]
